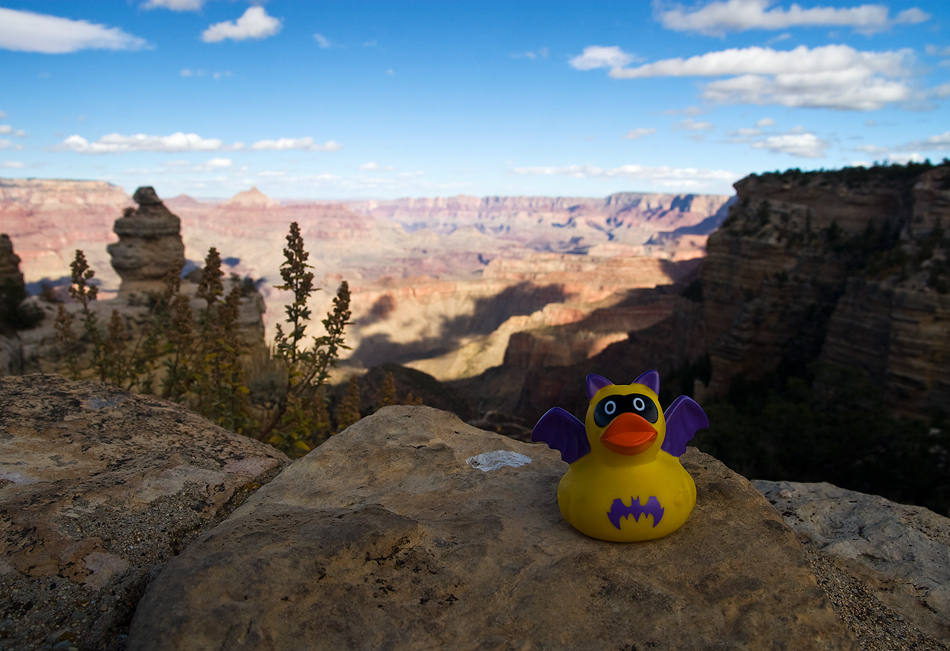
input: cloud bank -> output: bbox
[575,44,915,111]
[654,0,929,36]
[0,7,148,53]
[512,163,736,189]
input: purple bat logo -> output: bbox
[607,496,664,530]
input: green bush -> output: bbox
[0,278,43,334]
[54,222,351,458]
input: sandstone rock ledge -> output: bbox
[130,406,856,651]
[755,480,950,648]
[0,375,289,651]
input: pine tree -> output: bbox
[378,371,398,408]
[335,375,363,432]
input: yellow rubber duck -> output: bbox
[531,370,708,542]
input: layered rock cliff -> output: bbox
[702,163,950,416]
[0,179,132,288]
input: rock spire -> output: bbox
[107,186,185,297]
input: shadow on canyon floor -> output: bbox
[348,282,569,368]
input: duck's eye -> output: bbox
[629,394,659,423]
[592,392,659,427]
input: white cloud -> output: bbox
[194,157,232,171]
[598,44,914,111]
[924,45,950,57]
[0,7,148,53]
[854,144,890,155]
[887,152,926,164]
[751,131,828,157]
[258,170,286,177]
[661,106,705,116]
[250,138,342,152]
[181,69,231,79]
[755,117,777,127]
[59,132,243,154]
[511,163,737,189]
[677,118,714,131]
[622,128,657,139]
[0,125,26,137]
[0,111,7,119]
[202,7,282,43]
[654,0,929,36]
[934,82,950,99]
[766,33,792,44]
[895,131,950,152]
[610,45,910,79]
[730,127,762,137]
[314,33,332,48]
[0,161,25,168]
[0,140,10,149]
[359,162,396,171]
[513,48,550,60]
[142,0,204,10]
[568,46,634,71]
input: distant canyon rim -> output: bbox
[1,178,733,381]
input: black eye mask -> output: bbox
[593,393,659,428]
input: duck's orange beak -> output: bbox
[599,412,657,455]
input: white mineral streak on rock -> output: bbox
[465,450,531,472]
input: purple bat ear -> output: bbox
[586,374,613,400]
[633,369,660,394]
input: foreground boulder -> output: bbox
[0,375,288,651]
[755,480,950,646]
[130,406,856,650]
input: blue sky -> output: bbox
[1,0,948,199]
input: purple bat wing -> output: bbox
[531,407,590,464]
[661,396,709,457]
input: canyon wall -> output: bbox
[0,178,132,289]
[701,164,950,416]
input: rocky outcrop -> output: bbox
[0,374,288,651]
[219,186,280,209]
[0,233,23,291]
[755,480,950,646]
[701,164,950,414]
[129,405,855,651]
[0,233,27,374]
[107,187,186,298]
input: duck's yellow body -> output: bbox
[532,372,707,542]
[557,449,696,542]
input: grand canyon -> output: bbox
[0,178,732,385]
[4,164,950,651]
